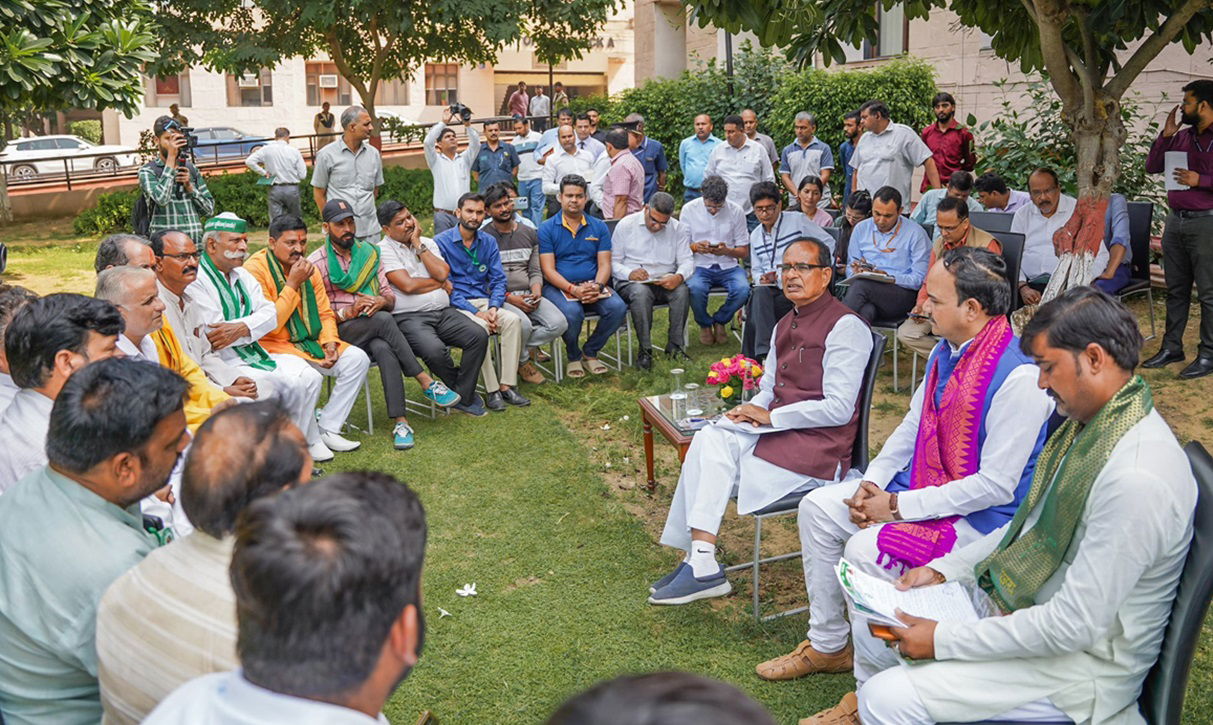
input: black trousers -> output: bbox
[338,311,424,420]
[1161,212,1213,358]
[843,279,918,324]
[394,307,489,403]
[743,286,794,360]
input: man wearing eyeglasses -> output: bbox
[650,238,873,606]
[842,185,931,324]
[897,197,1001,357]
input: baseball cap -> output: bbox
[322,199,356,223]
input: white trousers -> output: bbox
[797,481,982,669]
[460,299,523,389]
[306,346,371,434]
[858,664,1071,724]
[239,355,324,444]
[659,421,834,553]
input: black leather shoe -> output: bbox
[1179,356,1213,380]
[665,345,691,361]
[500,386,531,406]
[637,351,653,371]
[485,391,506,411]
[1142,348,1185,368]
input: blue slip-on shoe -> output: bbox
[423,380,461,407]
[647,564,732,605]
[453,394,488,417]
[650,562,689,594]
[393,422,415,450]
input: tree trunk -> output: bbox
[0,170,12,225]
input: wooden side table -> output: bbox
[637,395,695,490]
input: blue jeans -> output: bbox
[687,266,751,328]
[518,178,545,227]
[683,188,702,202]
[1093,264,1131,295]
[542,284,628,361]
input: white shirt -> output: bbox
[117,333,157,362]
[423,122,482,210]
[0,388,52,494]
[1011,194,1109,281]
[541,146,596,197]
[0,372,17,414]
[145,670,389,724]
[704,139,776,214]
[678,197,749,270]
[159,282,244,387]
[587,153,612,208]
[848,121,932,205]
[378,236,450,314]
[512,130,544,181]
[574,134,605,160]
[609,210,694,282]
[184,264,279,368]
[244,140,307,184]
[529,93,550,118]
[861,345,1054,522]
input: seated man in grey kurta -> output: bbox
[0,358,189,725]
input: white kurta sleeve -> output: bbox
[862,381,926,487]
[768,315,873,430]
[930,523,1008,584]
[748,327,779,410]
[896,365,1054,522]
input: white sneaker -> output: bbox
[309,440,335,462]
[320,429,361,453]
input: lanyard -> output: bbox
[462,241,481,269]
[763,215,783,272]
[871,218,902,253]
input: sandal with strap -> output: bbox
[798,692,859,725]
[566,360,586,378]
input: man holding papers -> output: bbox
[809,288,1198,725]
[650,239,873,605]
[757,248,1053,686]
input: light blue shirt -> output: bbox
[846,216,931,291]
[1104,192,1132,265]
[909,189,983,226]
[678,134,721,190]
[749,211,835,286]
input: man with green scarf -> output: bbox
[806,288,1197,725]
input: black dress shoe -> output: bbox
[500,386,531,406]
[1142,348,1185,368]
[1179,356,1213,380]
[665,345,691,361]
[484,391,507,411]
[637,351,653,370]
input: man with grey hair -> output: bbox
[94,233,155,273]
[781,111,835,209]
[312,106,384,243]
[610,191,694,369]
[246,127,307,222]
[624,112,668,202]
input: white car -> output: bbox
[1,135,139,180]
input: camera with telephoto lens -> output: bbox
[448,103,473,124]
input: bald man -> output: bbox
[96,401,312,725]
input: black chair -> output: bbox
[970,210,1016,234]
[921,222,935,242]
[826,208,842,221]
[725,330,886,622]
[604,217,620,234]
[1119,201,1157,340]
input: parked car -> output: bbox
[0,135,139,180]
[189,127,271,163]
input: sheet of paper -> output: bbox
[850,271,894,284]
[835,559,980,628]
[1165,151,1188,192]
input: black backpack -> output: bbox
[131,161,167,236]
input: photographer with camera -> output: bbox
[137,116,215,239]
[424,105,482,235]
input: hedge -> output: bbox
[74,166,434,236]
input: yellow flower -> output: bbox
[720,357,732,366]
[721,385,734,398]
[751,365,763,377]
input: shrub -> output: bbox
[69,120,103,145]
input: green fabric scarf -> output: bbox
[975,375,1153,612]
[198,252,276,371]
[326,238,380,295]
[264,251,325,360]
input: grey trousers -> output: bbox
[615,280,690,350]
[1161,212,1213,357]
[267,184,302,222]
[434,211,458,235]
[503,297,568,361]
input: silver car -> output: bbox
[1,135,139,180]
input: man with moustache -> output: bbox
[838,110,863,209]
[244,211,371,454]
[1011,168,1107,306]
[425,107,482,235]
[920,92,976,191]
[679,114,721,202]
[650,239,873,605]
[312,106,384,243]
[306,202,460,450]
[186,213,328,461]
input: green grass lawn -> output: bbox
[3,222,1212,723]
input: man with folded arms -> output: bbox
[682,175,750,346]
[761,248,1053,706]
[610,191,694,370]
[244,212,371,454]
[306,202,459,450]
[810,288,1196,725]
[435,192,530,411]
[650,239,872,605]
[188,214,328,460]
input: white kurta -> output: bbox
[0,388,53,494]
[861,409,1196,725]
[158,282,246,387]
[659,312,872,551]
[0,372,17,414]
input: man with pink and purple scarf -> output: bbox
[755,247,1054,691]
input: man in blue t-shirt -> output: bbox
[624,113,668,203]
[838,110,863,209]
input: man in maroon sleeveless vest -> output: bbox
[650,239,874,605]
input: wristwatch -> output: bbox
[889,492,902,521]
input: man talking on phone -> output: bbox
[681,175,751,346]
[140,116,216,239]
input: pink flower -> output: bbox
[742,379,756,391]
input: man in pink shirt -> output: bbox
[508,82,530,119]
[602,128,644,220]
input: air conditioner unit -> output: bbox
[237,73,260,88]
[319,74,339,88]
